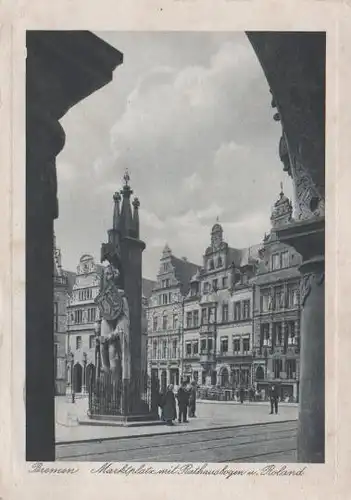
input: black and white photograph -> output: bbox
[25,29,325,465]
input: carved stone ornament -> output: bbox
[291,156,325,221]
[300,271,324,307]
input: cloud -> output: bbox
[55,32,293,278]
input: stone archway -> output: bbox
[26,31,325,464]
[73,363,82,393]
[86,363,96,393]
[246,32,325,463]
[220,367,229,387]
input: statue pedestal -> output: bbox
[87,373,159,424]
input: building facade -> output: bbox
[66,254,101,394]
[182,223,260,390]
[251,187,302,402]
[146,189,302,401]
[146,244,200,393]
[53,234,75,395]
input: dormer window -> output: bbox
[208,259,214,270]
[217,256,223,268]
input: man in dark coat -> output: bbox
[177,381,190,423]
[239,387,245,404]
[188,381,197,417]
[269,383,279,414]
[161,385,176,425]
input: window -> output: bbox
[261,293,270,312]
[222,304,228,323]
[168,292,172,303]
[54,302,58,332]
[204,282,210,294]
[89,335,95,349]
[261,324,270,346]
[162,341,167,358]
[208,259,214,270]
[87,307,96,323]
[162,293,168,305]
[201,308,208,325]
[193,370,199,382]
[275,323,283,346]
[233,338,241,354]
[234,302,241,321]
[220,337,228,354]
[207,338,213,351]
[172,340,178,358]
[288,321,296,343]
[243,300,250,319]
[76,336,82,350]
[186,342,192,356]
[209,307,217,324]
[173,314,178,330]
[193,341,199,355]
[217,256,223,268]
[153,316,158,331]
[281,251,289,268]
[212,279,218,291]
[286,359,297,379]
[273,358,282,378]
[272,253,280,270]
[200,339,207,352]
[74,309,83,324]
[162,315,168,330]
[274,287,284,310]
[157,295,161,306]
[191,283,199,297]
[243,338,250,354]
[152,341,157,359]
[222,276,228,289]
[193,310,199,327]
[186,312,192,328]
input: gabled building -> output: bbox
[251,185,302,402]
[146,244,200,392]
[183,222,260,389]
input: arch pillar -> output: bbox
[247,32,325,463]
[26,31,123,460]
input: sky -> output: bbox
[54,31,293,280]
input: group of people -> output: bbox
[158,380,197,426]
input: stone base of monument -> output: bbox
[79,411,162,427]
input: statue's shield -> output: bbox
[95,284,124,321]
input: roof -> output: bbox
[227,244,262,268]
[142,278,157,299]
[170,255,201,294]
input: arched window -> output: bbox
[255,365,264,381]
[220,367,229,387]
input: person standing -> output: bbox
[189,381,197,418]
[269,383,279,414]
[162,384,176,425]
[239,387,245,404]
[177,381,190,423]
